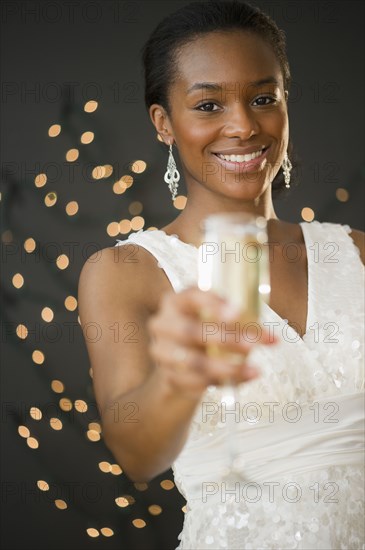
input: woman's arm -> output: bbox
[77,244,273,482]
[77,245,202,482]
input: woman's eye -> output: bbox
[252,96,277,106]
[196,102,219,112]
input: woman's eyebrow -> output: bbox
[186,76,280,95]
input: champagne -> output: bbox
[198,213,270,360]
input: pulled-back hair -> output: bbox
[141,0,297,197]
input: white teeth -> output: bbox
[216,148,265,162]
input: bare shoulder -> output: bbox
[347,227,365,266]
[77,243,172,413]
[78,243,170,314]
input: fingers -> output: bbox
[147,285,278,397]
[149,335,260,388]
[160,286,235,321]
[149,289,277,354]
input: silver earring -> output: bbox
[282,152,292,189]
[164,143,180,201]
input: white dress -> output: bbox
[115,221,365,550]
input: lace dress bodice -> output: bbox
[115,221,364,550]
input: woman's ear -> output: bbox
[149,104,174,145]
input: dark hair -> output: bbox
[141,0,298,197]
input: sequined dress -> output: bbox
[115,221,364,550]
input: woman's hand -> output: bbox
[147,286,277,400]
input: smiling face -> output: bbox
[151,30,289,204]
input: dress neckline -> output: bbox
[155,222,312,343]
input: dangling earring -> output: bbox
[282,152,292,189]
[164,142,180,201]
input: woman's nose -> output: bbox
[222,104,260,140]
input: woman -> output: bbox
[78,1,364,548]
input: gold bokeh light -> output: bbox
[66,201,79,216]
[131,160,147,174]
[45,192,57,207]
[66,149,79,162]
[35,173,47,187]
[301,207,315,222]
[81,131,94,144]
[84,100,98,113]
[48,124,61,137]
[32,350,45,365]
[65,295,77,311]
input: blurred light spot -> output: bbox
[131,160,147,174]
[66,149,79,162]
[132,519,146,528]
[87,430,101,442]
[45,192,57,207]
[89,368,93,379]
[121,175,133,188]
[34,173,47,187]
[110,464,123,475]
[59,397,73,411]
[134,482,148,491]
[16,324,28,339]
[174,195,187,210]
[75,400,88,413]
[130,216,145,231]
[336,187,349,202]
[115,497,129,508]
[99,461,111,473]
[128,201,143,215]
[113,180,127,194]
[86,528,99,538]
[81,131,94,144]
[55,499,67,510]
[100,528,114,537]
[41,307,54,322]
[181,505,187,513]
[301,207,315,222]
[27,437,39,449]
[157,133,164,142]
[104,164,113,177]
[51,380,65,393]
[148,505,162,515]
[32,350,45,365]
[18,426,30,438]
[30,407,42,420]
[66,201,79,216]
[160,479,175,490]
[2,230,13,243]
[89,422,101,433]
[37,480,49,491]
[92,165,106,179]
[24,238,36,253]
[56,254,69,269]
[119,219,131,234]
[84,100,98,113]
[107,222,120,237]
[12,273,24,288]
[48,124,61,137]
[65,295,77,311]
[50,418,63,430]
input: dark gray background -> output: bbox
[1,1,364,549]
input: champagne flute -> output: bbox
[197,212,270,480]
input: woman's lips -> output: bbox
[212,146,270,173]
